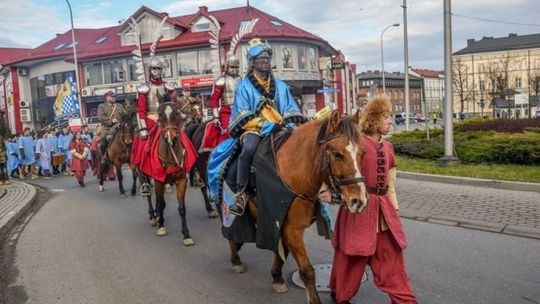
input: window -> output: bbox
[178,51,199,76]
[516,77,522,88]
[66,41,78,48]
[85,62,103,86]
[176,50,211,76]
[270,20,282,27]
[479,79,485,91]
[95,36,108,44]
[281,46,293,69]
[103,60,125,84]
[308,47,317,71]
[240,20,252,27]
[193,18,210,32]
[297,46,307,70]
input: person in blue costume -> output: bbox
[58,126,73,175]
[7,135,19,178]
[35,131,53,179]
[18,127,37,180]
[47,129,59,174]
[209,38,305,216]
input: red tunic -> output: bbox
[200,84,231,151]
[332,136,407,256]
[70,140,89,172]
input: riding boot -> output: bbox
[140,182,151,196]
[100,137,109,165]
[229,191,249,216]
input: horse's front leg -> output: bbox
[155,182,167,236]
[199,155,218,218]
[228,240,245,274]
[98,161,107,192]
[175,175,194,246]
[282,199,320,304]
[271,249,289,293]
[130,168,138,196]
[116,162,125,196]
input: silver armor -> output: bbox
[221,75,240,105]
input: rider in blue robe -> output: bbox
[7,136,19,176]
[208,38,305,216]
[18,128,37,179]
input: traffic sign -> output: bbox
[317,88,341,94]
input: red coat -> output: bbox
[332,136,407,256]
[200,84,231,151]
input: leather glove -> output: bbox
[139,128,148,140]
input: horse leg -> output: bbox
[271,249,290,293]
[117,162,125,196]
[229,240,245,274]
[175,176,194,246]
[155,182,167,236]
[130,168,138,196]
[282,200,320,304]
[99,161,107,192]
[199,157,218,218]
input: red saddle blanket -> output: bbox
[138,126,198,183]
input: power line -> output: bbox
[452,13,540,27]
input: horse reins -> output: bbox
[161,125,183,168]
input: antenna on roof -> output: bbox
[247,0,250,7]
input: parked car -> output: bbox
[394,113,405,125]
[415,113,428,123]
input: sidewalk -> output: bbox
[0,181,38,238]
[397,172,540,240]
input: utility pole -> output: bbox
[402,0,410,130]
[438,0,460,166]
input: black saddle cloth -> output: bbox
[219,132,296,254]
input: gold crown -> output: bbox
[248,38,263,46]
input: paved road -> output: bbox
[2,174,540,304]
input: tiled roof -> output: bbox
[454,33,540,55]
[412,69,443,78]
[0,47,32,65]
[3,5,334,65]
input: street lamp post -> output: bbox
[380,23,400,94]
[66,0,83,119]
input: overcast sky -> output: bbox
[1,0,540,72]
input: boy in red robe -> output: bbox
[329,96,417,304]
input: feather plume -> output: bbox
[208,15,222,77]
[128,17,146,82]
[227,18,259,58]
[150,16,168,57]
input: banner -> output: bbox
[54,77,79,118]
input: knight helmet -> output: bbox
[149,57,164,78]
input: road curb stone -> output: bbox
[0,181,38,239]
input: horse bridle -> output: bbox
[319,135,366,205]
[160,124,183,167]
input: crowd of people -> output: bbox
[0,124,94,187]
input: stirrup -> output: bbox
[140,182,151,196]
[192,173,205,188]
[229,192,248,216]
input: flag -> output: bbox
[54,77,79,118]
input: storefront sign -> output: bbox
[179,74,215,88]
[318,57,331,70]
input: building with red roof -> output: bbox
[410,68,444,113]
[0,4,356,133]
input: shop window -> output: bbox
[308,47,317,71]
[178,51,199,76]
[85,62,103,86]
[281,46,294,70]
[198,49,212,74]
[297,46,307,70]
[103,60,125,84]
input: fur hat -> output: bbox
[359,96,391,135]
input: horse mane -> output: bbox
[315,116,361,145]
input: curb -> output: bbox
[399,210,540,240]
[398,171,540,193]
[0,182,38,239]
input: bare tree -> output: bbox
[527,67,540,118]
[484,54,515,118]
[452,58,469,117]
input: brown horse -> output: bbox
[147,101,194,246]
[98,113,136,196]
[226,111,367,304]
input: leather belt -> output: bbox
[366,186,389,195]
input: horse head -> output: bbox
[119,113,135,146]
[318,111,368,213]
[190,98,204,124]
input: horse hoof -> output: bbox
[232,265,246,274]
[156,227,167,236]
[208,211,219,218]
[272,283,288,294]
[99,186,104,192]
[182,238,195,246]
[149,218,158,226]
